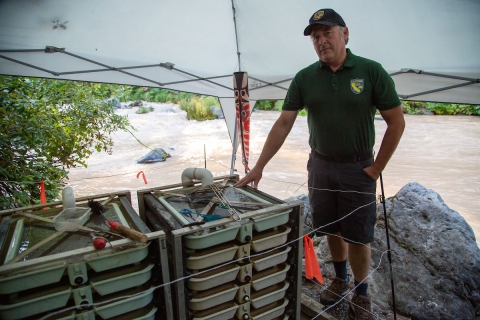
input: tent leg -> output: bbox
[230,118,238,175]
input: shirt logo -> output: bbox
[313,10,324,20]
[350,79,364,94]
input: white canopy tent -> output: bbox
[1,0,479,152]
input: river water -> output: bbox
[67,104,480,245]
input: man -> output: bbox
[235,8,405,319]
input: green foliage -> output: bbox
[179,97,216,121]
[274,100,284,111]
[0,76,131,209]
[298,109,307,116]
[401,101,424,115]
[136,105,154,114]
[203,96,220,108]
[425,102,480,115]
[401,100,480,116]
[254,100,276,110]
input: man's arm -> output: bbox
[364,105,405,180]
[234,110,298,188]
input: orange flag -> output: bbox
[304,234,324,284]
[136,171,148,184]
[39,181,47,204]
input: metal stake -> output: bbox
[379,172,397,320]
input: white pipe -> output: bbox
[181,168,214,186]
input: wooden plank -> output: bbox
[301,293,338,320]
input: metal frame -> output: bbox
[0,191,173,320]
[138,175,303,320]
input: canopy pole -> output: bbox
[230,120,238,175]
[231,0,242,72]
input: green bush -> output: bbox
[274,100,284,111]
[136,105,154,114]
[425,102,480,115]
[254,100,276,110]
[179,97,216,121]
[299,109,307,116]
[203,96,220,108]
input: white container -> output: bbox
[52,207,90,231]
[62,186,76,209]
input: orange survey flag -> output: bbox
[304,234,324,284]
[39,181,47,204]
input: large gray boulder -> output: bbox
[371,182,480,319]
[292,182,480,319]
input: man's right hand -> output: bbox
[234,166,263,189]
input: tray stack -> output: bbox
[138,175,303,320]
[0,191,172,320]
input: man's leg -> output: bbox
[320,233,351,305]
[349,242,371,297]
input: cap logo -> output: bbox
[351,79,364,94]
[313,10,324,20]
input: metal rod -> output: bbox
[379,172,397,320]
[172,67,233,91]
[400,81,476,99]
[231,0,241,72]
[0,54,59,76]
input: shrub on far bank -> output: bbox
[179,97,216,121]
[136,105,154,114]
[402,101,480,116]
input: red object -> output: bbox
[233,72,251,175]
[304,234,324,284]
[108,221,119,230]
[92,236,107,249]
[39,181,47,204]
[136,171,148,184]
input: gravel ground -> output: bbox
[301,277,410,320]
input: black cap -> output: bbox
[304,9,346,36]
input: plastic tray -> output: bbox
[0,262,66,294]
[251,298,289,320]
[251,246,291,272]
[251,281,289,309]
[252,210,291,232]
[188,264,240,291]
[0,286,71,320]
[52,207,90,231]
[251,263,290,291]
[183,224,242,250]
[185,243,238,270]
[187,283,238,310]
[94,287,154,319]
[251,226,291,252]
[91,263,154,295]
[192,301,238,320]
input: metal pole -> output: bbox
[379,172,397,320]
[230,118,238,175]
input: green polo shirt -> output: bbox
[283,49,400,156]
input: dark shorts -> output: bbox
[307,153,377,244]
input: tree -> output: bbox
[0,76,131,209]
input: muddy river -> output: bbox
[67,104,480,245]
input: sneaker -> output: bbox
[320,277,351,305]
[348,295,373,320]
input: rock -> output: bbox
[370,182,480,319]
[133,100,143,107]
[285,194,311,235]
[210,106,224,119]
[136,148,171,164]
[106,97,121,109]
[293,183,480,319]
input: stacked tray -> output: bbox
[138,178,303,320]
[0,193,168,320]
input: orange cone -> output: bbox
[304,234,324,284]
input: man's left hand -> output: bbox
[363,166,380,180]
